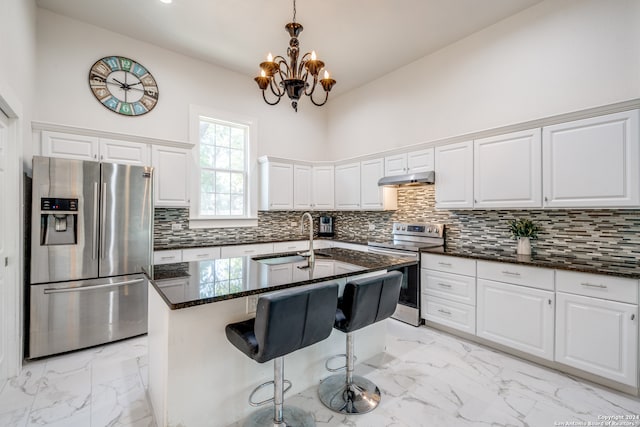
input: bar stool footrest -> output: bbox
[244,405,315,427]
[318,374,381,414]
[324,353,358,372]
[248,379,292,407]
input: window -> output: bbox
[190,106,258,228]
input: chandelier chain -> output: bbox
[292,0,296,23]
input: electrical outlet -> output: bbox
[246,295,258,314]
[368,223,376,231]
[171,223,182,232]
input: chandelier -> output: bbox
[254,0,336,112]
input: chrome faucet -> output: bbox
[299,212,315,264]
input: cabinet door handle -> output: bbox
[501,270,521,277]
[544,196,548,202]
[437,309,452,315]
[437,282,452,288]
[580,282,607,289]
[438,262,452,267]
[632,314,636,321]
[548,299,552,305]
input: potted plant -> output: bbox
[508,218,540,255]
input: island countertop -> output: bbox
[146,247,416,310]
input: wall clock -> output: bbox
[88,56,159,116]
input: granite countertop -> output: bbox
[154,237,369,250]
[146,247,416,310]
[421,246,640,279]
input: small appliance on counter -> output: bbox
[318,215,334,237]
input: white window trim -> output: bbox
[189,105,258,228]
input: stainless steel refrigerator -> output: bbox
[29,156,153,358]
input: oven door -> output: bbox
[367,247,421,326]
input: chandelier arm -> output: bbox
[309,89,329,107]
[262,90,282,106]
[268,77,284,97]
[303,74,318,97]
[273,56,290,77]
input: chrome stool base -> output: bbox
[318,374,381,414]
[244,405,315,427]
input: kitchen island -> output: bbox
[145,248,415,427]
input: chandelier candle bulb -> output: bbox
[254,70,270,90]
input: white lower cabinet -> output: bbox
[477,278,555,360]
[153,250,182,265]
[555,292,638,387]
[220,243,274,258]
[421,254,477,334]
[422,294,476,334]
[554,269,639,387]
[181,247,221,262]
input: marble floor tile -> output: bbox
[4,323,640,426]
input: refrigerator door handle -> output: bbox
[93,182,99,259]
[101,182,107,258]
[43,278,145,294]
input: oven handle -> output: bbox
[367,246,418,259]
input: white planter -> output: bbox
[517,237,531,255]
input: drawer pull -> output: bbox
[438,262,452,267]
[501,270,521,277]
[196,254,209,258]
[580,282,607,289]
[437,283,452,288]
[161,256,176,260]
[437,309,452,316]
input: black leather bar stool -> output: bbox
[318,271,402,415]
[226,284,338,427]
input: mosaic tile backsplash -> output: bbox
[155,186,640,263]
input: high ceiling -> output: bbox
[36,0,542,95]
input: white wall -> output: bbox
[0,0,36,145]
[327,0,640,159]
[34,9,329,161]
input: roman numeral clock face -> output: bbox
[89,56,159,116]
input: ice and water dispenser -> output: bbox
[39,197,78,245]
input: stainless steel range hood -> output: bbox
[378,171,435,186]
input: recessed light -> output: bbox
[159,0,172,4]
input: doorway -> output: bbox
[0,106,20,386]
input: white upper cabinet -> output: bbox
[42,131,99,161]
[542,110,640,208]
[42,131,151,166]
[407,148,435,173]
[293,164,312,210]
[474,129,542,209]
[152,145,191,207]
[334,162,361,210]
[435,141,473,209]
[99,138,150,166]
[360,158,397,210]
[311,165,334,210]
[260,160,293,210]
[384,148,434,176]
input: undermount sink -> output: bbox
[255,255,308,265]
[254,251,332,266]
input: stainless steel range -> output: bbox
[368,222,445,326]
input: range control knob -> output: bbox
[401,226,406,231]
[427,227,432,233]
